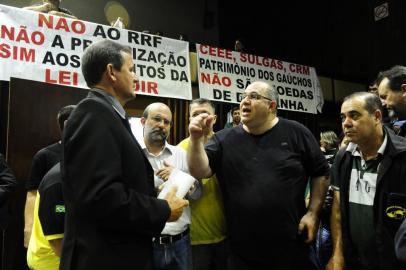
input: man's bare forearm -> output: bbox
[187,138,212,179]
[308,175,329,215]
[330,191,344,257]
[24,190,37,247]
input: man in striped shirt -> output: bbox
[328,92,406,270]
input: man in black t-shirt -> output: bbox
[27,163,64,270]
[187,81,330,270]
[24,105,75,247]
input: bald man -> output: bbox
[187,81,329,270]
[139,103,200,270]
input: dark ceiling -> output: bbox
[218,0,406,84]
[3,0,405,85]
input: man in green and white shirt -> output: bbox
[329,92,406,270]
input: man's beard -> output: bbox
[148,129,167,145]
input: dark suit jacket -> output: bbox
[60,90,170,270]
[395,219,406,266]
[0,153,17,230]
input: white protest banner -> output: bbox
[0,4,192,100]
[196,43,323,114]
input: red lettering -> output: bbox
[1,25,15,40]
[59,71,71,84]
[45,69,78,85]
[71,21,86,34]
[12,46,18,60]
[240,53,247,62]
[38,14,86,34]
[73,72,78,85]
[0,44,11,58]
[199,45,209,54]
[199,45,232,59]
[199,72,231,86]
[55,18,70,32]
[38,13,53,28]
[289,64,310,75]
[20,47,35,62]
[45,68,57,84]
[148,82,158,94]
[200,72,211,83]
[0,44,35,62]
[135,80,159,94]
[208,46,216,56]
[225,50,232,59]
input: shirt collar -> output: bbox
[346,133,387,157]
[138,138,174,157]
[92,88,126,119]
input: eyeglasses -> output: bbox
[151,116,172,126]
[241,92,272,101]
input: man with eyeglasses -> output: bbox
[327,92,406,270]
[187,81,330,269]
[139,102,201,270]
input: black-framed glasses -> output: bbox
[151,116,172,126]
[241,92,272,101]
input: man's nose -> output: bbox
[156,121,165,128]
[241,97,250,106]
[342,117,352,127]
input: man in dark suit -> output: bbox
[60,39,188,270]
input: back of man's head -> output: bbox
[81,39,131,88]
[57,105,76,132]
[381,65,406,92]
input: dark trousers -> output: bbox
[191,240,228,270]
[152,234,192,270]
[227,242,317,270]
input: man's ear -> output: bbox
[269,100,277,111]
[140,117,146,126]
[374,109,382,123]
[106,63,116,82]
[401,83,406,97]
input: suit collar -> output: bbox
[90,88,126,119]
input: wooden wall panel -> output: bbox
[4,78,88,270]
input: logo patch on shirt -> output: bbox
[55,205,65,213]
[386,206,406,220]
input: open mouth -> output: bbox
[241,108,251,115]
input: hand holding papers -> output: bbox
[157,168,196,199]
